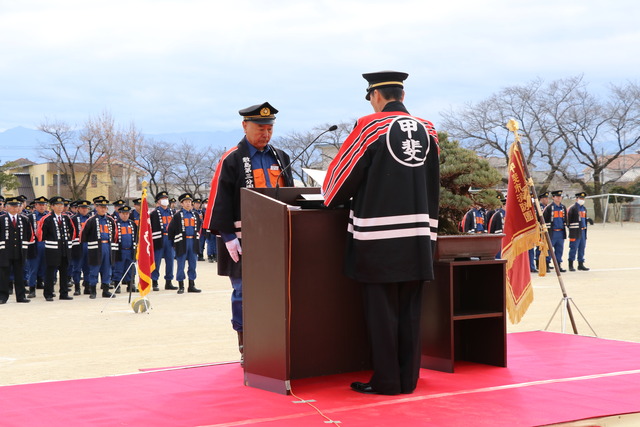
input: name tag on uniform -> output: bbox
[270,165,280,171]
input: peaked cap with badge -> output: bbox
[239,102,278,124]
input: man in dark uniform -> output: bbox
[567,192,590,271]
[322,71,440,395]
[543,190,568,272]
[0,197,33,304]
[37,196,76,301]
[70,200,92,295]
[26,196,49,297]
[168,192,202,294]
[204,102,294,363]
[81,196,118,298]
[113,205,138,293]
[150,191,178,291]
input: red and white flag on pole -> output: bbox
[136,187,155,297]
[502,123,539,323]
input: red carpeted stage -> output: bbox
[3,331,640,426]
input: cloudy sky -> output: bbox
[1,0,639,136]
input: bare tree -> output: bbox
[559,81,640,219]
[442,76,640,220]
[38,115,111,199]
[169,140,220,197]
[129,138,175,197]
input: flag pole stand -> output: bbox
[100,260,141,313]
[507,119,594,336]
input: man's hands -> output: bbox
[225,238,242,262]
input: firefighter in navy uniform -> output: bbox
[168,193,202,294]
[193,198,206,261]
[462,205,487,233]
[0,197,34,304]
[204,102,293,363]
[111,200,125,219]
[130,198,141,227]
[543,190,568,272]
[322,71,440,396]
[535,192,550,270]
[567,192,590,271]
[81,197,119,298]
[200,198,217,263]
[37,196,76,301]
[113,205,138,293]
[150,191,178,291]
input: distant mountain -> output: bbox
[0,126,245,163]
[0,126,44,163]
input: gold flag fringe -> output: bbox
[507,277,534,324]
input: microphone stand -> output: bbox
[274,125,338,201]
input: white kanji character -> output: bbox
[398,119,418,138]
[402,139,423,162]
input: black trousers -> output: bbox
[45,258,69,298]
[0,259,27,301]
[362,280,424,395]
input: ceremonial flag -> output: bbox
[136,187,155,297]
[502,121,539,323]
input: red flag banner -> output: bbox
[136,187,155,297]
[502,138,538,324]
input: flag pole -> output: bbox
[506,120,595,336]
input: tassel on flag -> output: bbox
[136,185,155,297]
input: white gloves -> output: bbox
[225,238,242,263]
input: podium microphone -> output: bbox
[275,125,338,197]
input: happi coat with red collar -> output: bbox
[203,138,293,277]
[80,214,119,266]
[322,101,440,283]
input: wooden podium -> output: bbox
[240,187,370,395]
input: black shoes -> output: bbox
[350,382,402,395]
[165,280,178,290]
[16,298,30,303]
[45,297,54,302]
[188,280,201,293]
[152,280,159,291]
[578,262,590,271]
[60,295,73,300]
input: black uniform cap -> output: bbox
[49,196,65,205]
[33,196,48,204]
[5,196,21,206]
[118,205,132,212]
[551,190,563,197]
[133,198,142,205]
[239,102,278,124]
[76,200,91,207]
[155,191,169,202]
[178,193,193,203]
[539,192,549,199]
[363,70,409,100]
[112,199,126,207]
[575,192,587,198]
[93,196,110,205]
